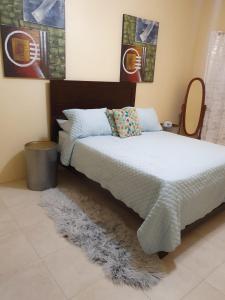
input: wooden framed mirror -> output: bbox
[179,78,207,139]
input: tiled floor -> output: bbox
[0,171,225,300]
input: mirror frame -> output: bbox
[180,77,206,139]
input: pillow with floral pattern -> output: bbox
[105,109,119,136]
[113,107,142,138]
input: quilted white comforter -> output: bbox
[61,132,225,254]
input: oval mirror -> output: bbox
[184,78,205,136]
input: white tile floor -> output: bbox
[0,171,225,300]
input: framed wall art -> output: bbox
[120,14,159,83]
[0,0,65,79]
[1,25,49,79]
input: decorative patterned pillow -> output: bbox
[113,107,142,138]
[105,109,119,136]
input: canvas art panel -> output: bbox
[23,0,65,29]
[1,25,49,79]
[120,14,159,83]
[0,0,66,79]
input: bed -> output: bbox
[50,80,225,255]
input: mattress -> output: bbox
[62,132,225,254]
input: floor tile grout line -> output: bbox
[0,200,41,254]
[67,276,150,300]
[41,246,113,299]
[180,279,225,300]
[0,202,44,283]
[0,187,98,299]
[20,210,71,259]
[41,249,107,300]
[1,201,45,259]
[1,197,42,232]
[41,257,70,300]
[178,258,225,300]
[34,238,70,260]
[174,246,225,282]
[179,277,206,300]
[0,193,67,261]
[149,247,225,300]
[206,278,225,296]
[194,256,224,274]
[179,258,225,300]
[0,258,42,286]
[5,195,70,299]
[0,190,66,289]
[0,191,59,282]
[67,277,105,300]
[143,289,153,300]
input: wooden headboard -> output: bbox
[49,80,136,141]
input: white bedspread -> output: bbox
[58,130,69,152]
[62,132,225,254]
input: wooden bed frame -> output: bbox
[49,79,225,258]
[50,80,136,142]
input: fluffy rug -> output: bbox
[40,172,164,289]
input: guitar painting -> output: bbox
[1,25,49,79]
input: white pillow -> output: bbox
[56,119,72,133]
[137,108,162,132]
[63,108,112,139]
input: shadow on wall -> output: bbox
[0,151,26,184]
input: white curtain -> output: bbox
[202,31,225,145]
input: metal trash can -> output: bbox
[25,141,58,191]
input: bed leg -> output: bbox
[158,251,168,259]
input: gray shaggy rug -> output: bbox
[40,174,164,289]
